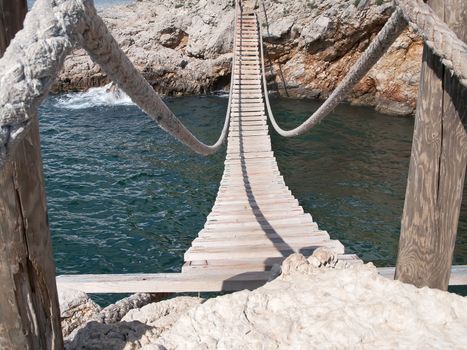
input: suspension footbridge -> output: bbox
[56,6,360,293]
[0,0,466,347]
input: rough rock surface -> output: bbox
[63,252,467,349]
[156,255,467,349]
[64,296,203,350]
[58,288,102,338]
[54,0,422,115]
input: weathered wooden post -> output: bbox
[0,0,64,348]
[395,0,467,290]
[0,0,28,56]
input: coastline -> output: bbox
[53,0,422,116]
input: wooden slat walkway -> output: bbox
[54,8,467,295]
[182,12,354,277]
[56,11,361,294]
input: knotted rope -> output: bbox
[0,0,240,164]
[259,8,407,137]
[259,0,466,137]
[0,0,465,160]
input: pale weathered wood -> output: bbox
[381,266,467,286]
[0,2,63,347]
[0,0,27,56]
[181,13,353,282]
[56,265,467,293]
[0,120,63,348]
[56,272,273,293]
[395,0,467,290]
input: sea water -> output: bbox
[38,88,467,291]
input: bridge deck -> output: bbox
[56,11,360,294]
[55,10,467,295]
[182,12,352,277]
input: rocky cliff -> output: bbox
[54,0,422,115]
[61,252,467,349]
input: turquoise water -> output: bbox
[38,90,466,292]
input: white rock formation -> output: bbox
[55,0,422,115]
[64,296,203,349]
[62,252,467,349]
[58,288,102,338]
[156,255,467,349]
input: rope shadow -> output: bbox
[260,1,290,97]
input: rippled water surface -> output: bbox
[39,90,466,285]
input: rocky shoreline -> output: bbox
[60,250,467,349]
[54,0,422,116]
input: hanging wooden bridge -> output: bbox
[0,0,466,347]
[57,8,361,293]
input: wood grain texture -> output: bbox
[0,120,63,349]
[0,3,63,347]
[395,0,467,290]
[56,265,467,293]
[182,12,355,277]
[0,0,27,56]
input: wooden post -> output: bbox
[395,0,467,290]
[0,1,64,348]
[0,0,28,56]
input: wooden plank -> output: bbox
[204,216,315,230]
[191,234,332,249]
[231,106,264,111]
[56,272,272,293]
[191,238,337,252]
[183,254,361,273]
[230,98,263,102]
[212,198,298,207]
[210,202,301,213]
[229,114,265,119]
[184,240,345,260]
[219,175,283,183]
[382,265,467,286]
[206,211,304,222]
[215,188,291,196]
[395,0,467,290]
[197,228,327,241]
[209,207,304,217]
[230,110,264,115]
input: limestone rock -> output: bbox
[156,256,467,349]
[58,288,101,338]
[64,296,203,350]
[99,293,171,324]
[54,0,422,115]
[61,256,467,349]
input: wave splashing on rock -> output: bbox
[55,83,134,110]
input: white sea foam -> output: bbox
[54,84,134,110]
[211,90,230,98]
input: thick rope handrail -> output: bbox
[258,8,407,137]
[396,0,467,87]
[259,0,467,137]
[0,0,240,164]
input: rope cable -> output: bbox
[258,7,407,137]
